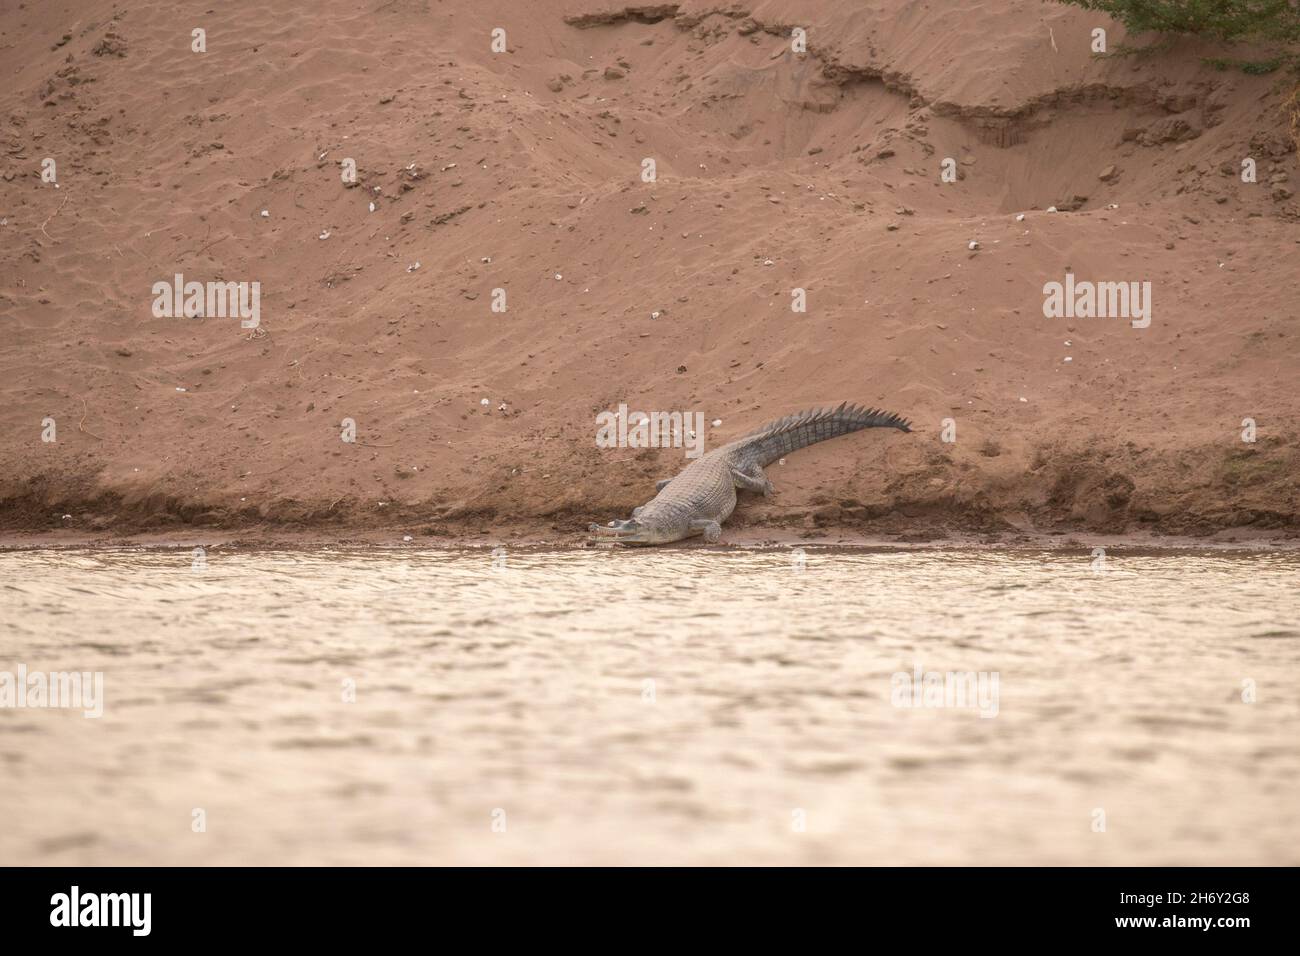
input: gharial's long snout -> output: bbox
[587,517,653,544]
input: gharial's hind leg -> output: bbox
[689,518,722,543]
[730,463,775,497]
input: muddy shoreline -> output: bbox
[4,520,1297,553]
[4,434,1297,548]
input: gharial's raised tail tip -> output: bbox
[845,402,912,434]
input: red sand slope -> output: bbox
[2,1,1297,542]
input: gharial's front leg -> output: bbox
[730,463,775,497]
[689,518,722,542]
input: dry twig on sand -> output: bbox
[79,397,106,440]
[40,191,70,239]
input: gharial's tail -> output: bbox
[739,402,911,466]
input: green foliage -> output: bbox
[1055,0,1300,43]
[1241,57,1287,72]
[1202,55,1285,72]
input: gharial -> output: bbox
[588,402,912,545]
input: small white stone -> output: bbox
[403,535,412,542]
[260,209,270,217]
[319,231,330,240]
[369,201,376,212]
[1046,206,1058,214]
[711,419,722,427]
[1064,356,1073,362]
[554,273,563,280]
[1019,397,1028,402]
[176,387,186,392]
[968,240,979,250]
[480,398,490,405]
[1015,213,1025,221]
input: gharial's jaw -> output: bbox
[587,517,656,545]
[590,520,650,541]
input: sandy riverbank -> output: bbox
[3,1,1297,543]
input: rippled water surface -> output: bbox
[2,546,1298,865]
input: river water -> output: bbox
[1,546,1297,865]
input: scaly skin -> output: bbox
[588,402,912,545]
